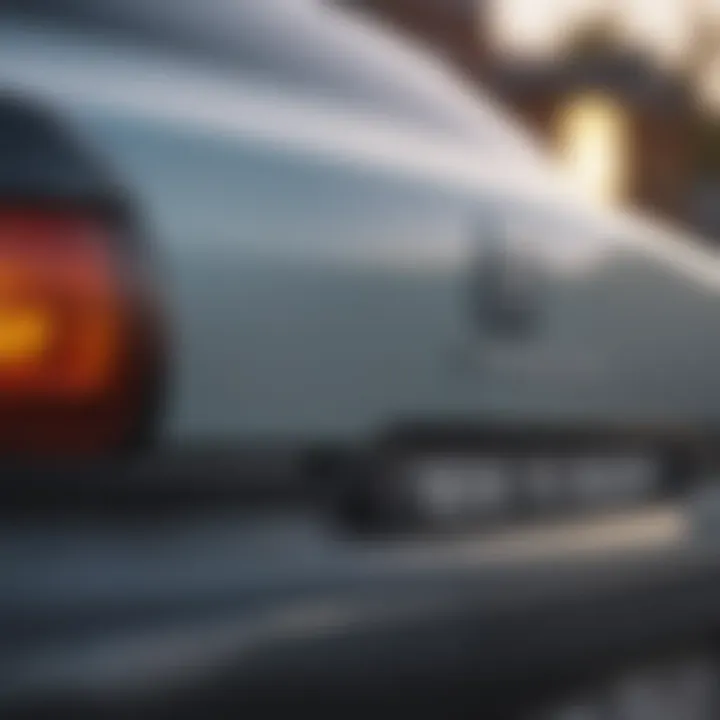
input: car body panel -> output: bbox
[2,3,720,453]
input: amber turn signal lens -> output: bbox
[0,304,53,365]
[0,206,159,458]
[0,209,122,398]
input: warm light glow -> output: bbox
[0,306,53,365]
[0,211,122,398]
[556,93,629,205]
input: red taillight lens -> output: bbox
[0,207,159,458]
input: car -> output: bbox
[6,5,720,718]
[0,0,718,526]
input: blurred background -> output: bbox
[343,0,720,241]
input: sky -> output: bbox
[491,0,720,60]
[490,0,720,107]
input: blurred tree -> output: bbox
[563,10,720,183]
[563,14,621,60]
[690,18,720,179]
[695,117,720,179]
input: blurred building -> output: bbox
[347,0,709,234]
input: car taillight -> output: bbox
[0,205,162,458]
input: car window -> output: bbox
[5,0,546,162]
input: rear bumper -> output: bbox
[1,420,717,530]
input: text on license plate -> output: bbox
[405,454,662,522]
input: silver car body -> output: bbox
[2,0,720,455]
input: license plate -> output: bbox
[403,452,662,526]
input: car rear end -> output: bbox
[0,0,716,534]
